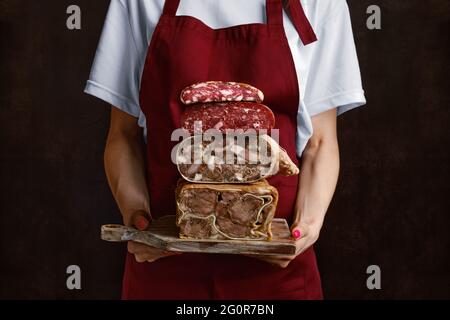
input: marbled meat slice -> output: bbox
[181,102,275,133]
[180,81,264,105]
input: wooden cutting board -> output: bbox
[101,215,296,256]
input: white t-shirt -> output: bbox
[85,0,366,157]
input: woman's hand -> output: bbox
[127,241,181,263]
[247,221,322,268]
[125,210,182,263]
[125,209,182,264]
[123,210,152,231]
[249,109,339,268]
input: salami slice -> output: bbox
[181,102,275,133]
[180,81,264,105]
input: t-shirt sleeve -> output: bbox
[84,0,150,117]
[303,0,366,117]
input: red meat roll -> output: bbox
[181,102,275,133]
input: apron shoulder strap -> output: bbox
[284,0,317,45]
[162,0,181,16]
[266,0,284,26]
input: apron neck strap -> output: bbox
[162,0,181,16]
[163,0,317,46]
[267,0,317,45]
[283,0,317,45]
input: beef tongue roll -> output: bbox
[176,179,278,240]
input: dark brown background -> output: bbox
[1,0,449,299]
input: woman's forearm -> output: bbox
[104,113,150,225]
[294,111,340,238]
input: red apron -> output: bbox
[122,0,323,300]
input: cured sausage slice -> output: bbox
[181,102,275,133]
[180,81,264,105]
[176,179,278,240]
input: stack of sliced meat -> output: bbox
[180,81,272,133]
[175,81,299,241]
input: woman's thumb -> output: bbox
[132,211,151,231]
[290,221,308,240]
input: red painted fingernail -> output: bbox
[136,216,149,231]
[292,229,301,239]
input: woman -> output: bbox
[86,0,365,299]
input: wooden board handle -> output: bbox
[101,224,138,242]
[101,224,169,249]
